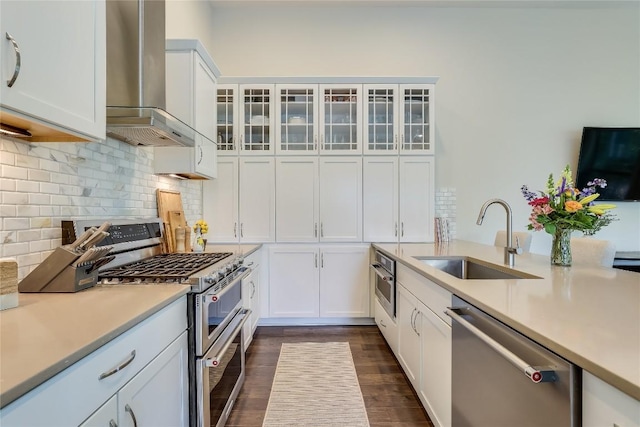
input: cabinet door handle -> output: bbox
[198,145,203,165]
[379,319,387,328]
[314,134,318,151]
[320,222,324,238]
[240,223,244,238]
[401,222,405,237]
[5,32,21,88]
[125,404,138,427]
[395,222,398,237]
[394,134,398,150]
[98,350,136,380]
[233,222,237,238]
[250,280,256,298]
[315,253,318,268]
[109,420,118,427]
[321,253,324,268]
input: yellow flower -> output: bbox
[579,193,600,205]
[564,200,583,213]
[587,204,616,215]
[193,219,209,234]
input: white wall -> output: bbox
[206,2,640,253]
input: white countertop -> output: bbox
[0,285,189,408]
[0,244,261,408]
[373,240,640,401]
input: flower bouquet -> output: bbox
[193,219,209,252]
[521,165,616,266]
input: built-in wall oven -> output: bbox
[62,219,253,427]
[371,250,396,318]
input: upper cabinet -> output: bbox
[241,84,275,155]
[363,84,434,155]
[0,0,106,142]
[318,84,362,154]
[155,40,219,179]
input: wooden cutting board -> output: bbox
[156,189,187,253]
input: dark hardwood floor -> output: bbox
[226,326,434,427]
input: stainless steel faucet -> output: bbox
[477,198,522,267]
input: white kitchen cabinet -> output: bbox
[202,157,275,243]
[216,84,240,155]
[319,245,370,317]
[583,371,640,427]
[363,156,435,243]
[399,156,435,242]
[0,0,105,142]
[268,246,320,317]
[155,40,218,179]
[79,332,188,427]
[268,244,369,319]
[319,84,362,154]
[275,84,319,155]
[363,156,399,242]
[243,249,262,348]
[116,332,188,427]
[1,298,188,427]
[239,157,275,242]
[319,157,363,242]
[216,84,275,155]
[362,84,434,155]
[397,284,422,389]
[79,395,117,427]
[275,157,319,242]
[374,296,398,355]
[203,158,239,243]
[419,301,452,427]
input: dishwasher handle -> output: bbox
[445,307,557,384]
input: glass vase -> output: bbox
[550,228,572,266]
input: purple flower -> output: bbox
[557,177,567,196]
[581,186,596,197]
[587,178,607,188]
[521,185,537,201]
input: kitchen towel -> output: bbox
[262,341,370,427]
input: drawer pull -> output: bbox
[5,32,21,87]
[109,420,118,427]
[98,350,136,380]
[125,404,138,427]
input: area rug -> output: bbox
[262,342,370,427]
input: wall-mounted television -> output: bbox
[575,127,640,201]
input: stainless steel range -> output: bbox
[62,218,251,427]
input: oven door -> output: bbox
[371,263,395,318]
[197,308,251,427]
[196,266,250,356]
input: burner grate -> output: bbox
[99,252,233,282]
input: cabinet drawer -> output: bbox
[244,247,262,268]
[1,297,187,427]
[397,265,451,326]
[374,296,398,355]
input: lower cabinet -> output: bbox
[268,244,370,318]
[397,276,452,427]
[0,297,188,427]
[374,296,398,355]
[80,331,189,427]
[243,257,261,348]
[583,371,640,427]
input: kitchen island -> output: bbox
[374,240,640,402]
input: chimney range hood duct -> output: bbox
[106,0,195,147]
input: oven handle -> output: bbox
[205,267,251,303]
[370,263,394,282]
[205,309,252,368]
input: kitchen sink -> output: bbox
[414,256,541,280]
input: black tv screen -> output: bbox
[575,127,640,201]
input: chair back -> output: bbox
[570,237,616,267]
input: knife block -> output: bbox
[18,247,99,293]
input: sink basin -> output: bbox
[414,256,541,280]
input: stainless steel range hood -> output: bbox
[106,0,195,147]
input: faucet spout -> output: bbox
[477,198,520,267]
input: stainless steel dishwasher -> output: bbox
[446,295,581,427]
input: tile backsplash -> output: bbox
[0,137,202,279]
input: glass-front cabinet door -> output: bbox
[319,84,362,154]
[275,84,318,155]
[240,84,275,155]
[216,84,239,155]
[399,84,434,154]
[363,85,398,155]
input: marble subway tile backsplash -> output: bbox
[435,187,457,239]
[0,137,202,280]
